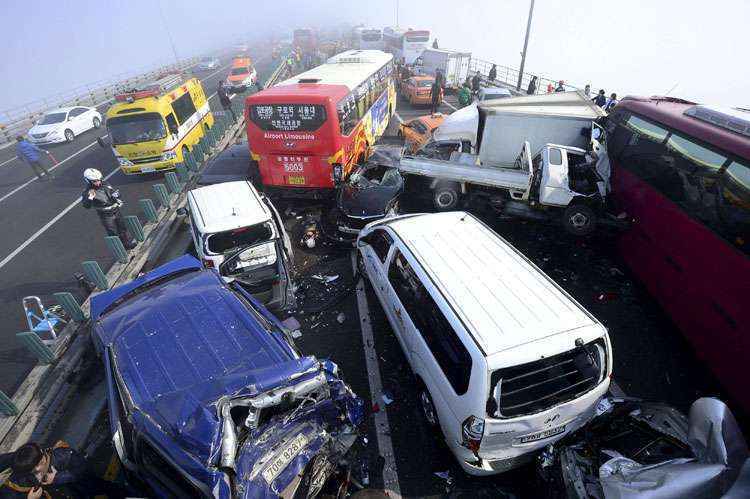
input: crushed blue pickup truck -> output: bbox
[90,255,364,498]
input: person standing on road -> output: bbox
[217,82,236,122]
[430,78,442,115]
[584,84,591,97]
[488,64,497,82]
[0,441,128,498]
[81,168,136,250]
[471,72,481,95]
[15,136,54,180]
[432,39,439,49]
[593,89,607,107]
[527,75,538,95]
[546,82,554,93]
[555,80,566,92]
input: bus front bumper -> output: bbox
[120,159,177,175]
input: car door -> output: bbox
[71,107,89,133]
[358,229,392,297]
[383,249,425,364]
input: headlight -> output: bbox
[332,164,343,182]
[116,156,133,166]
[229,241,278,273]
[161,151,177,161]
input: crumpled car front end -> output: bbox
[217,360,364,498]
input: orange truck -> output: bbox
[402,75,442,106]
[225,57,257,92]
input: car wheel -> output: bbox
[433,184,460,211]
[92,117,101,129]
[386,199,399,216]
[419,388,439,428]
[563,203,597,236]
[64,129,75,142]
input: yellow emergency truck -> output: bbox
[104,74,214,174]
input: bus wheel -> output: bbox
[563,203,597,236]
[433,183,460,211]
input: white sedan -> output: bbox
[27,106,103,144]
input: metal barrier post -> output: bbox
[175,163,190,183]
[184,150,198,171]
[124,215,145,242]
[16,332,56,364]
[205,129,216,148]
[82,261,108,290]
[139,198,158,223]
[53,292,86,322]
[165,172,181,194]
[153,184,170,208]
[105,236,129,263]
[211,126,222,144]
[0,389,19,416]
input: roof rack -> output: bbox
[115,73,183,103]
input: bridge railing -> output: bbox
[467,57,580,95]
[0,57,199,147]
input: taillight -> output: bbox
[461,415,484,457]
[332,164,343,183]
[203,259,215,269]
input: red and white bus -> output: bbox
[383,27,430,64]
[245,50,396,197]
[607,96,750,412]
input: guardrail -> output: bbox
[0,57,199,147]
[467,57,580,95]
[0,53,292,453]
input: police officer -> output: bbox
[81,169,136,249]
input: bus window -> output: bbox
[165,113,179,136]
[666,134,727,175]
[625,115,669,142]
[172,93,197,124]
[718,161,750,254]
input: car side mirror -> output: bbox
[280,317,302,339]
[176,207,188,217]
[96,137,110,148]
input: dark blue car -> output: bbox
[91,255,363,498]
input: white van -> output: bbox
[183,181,295,310]
[356,211,612,475]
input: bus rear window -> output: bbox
[207,222,273,254]
[249,104,327,132]
[406,35,430,43]
[231,67,250,75]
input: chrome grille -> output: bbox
[131,156,162,165]
[492,339,605,418]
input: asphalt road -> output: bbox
[0,45,279,396]
[25,79,731,497]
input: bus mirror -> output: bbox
[176,207,188,217]
[96,137,110,148]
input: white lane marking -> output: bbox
[443,100,457,111]
[393,112,404,125]
[0,156,18,168]
[351,251,401,496]
[0,138,103,205]
[0,167,119,272]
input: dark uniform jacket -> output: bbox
[81,183,121,215]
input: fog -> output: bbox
[1,0,748,112]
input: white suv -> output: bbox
[356,211,612,475]
[183,180,295,310]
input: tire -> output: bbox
[419,387,439,428]
[563,203,597,236]
[92,117,101,129]
[64,129,75,142]
[433,184,460,211]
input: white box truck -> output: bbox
[419,48,472,90]
[399,91,623,236]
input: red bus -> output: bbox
[245,50,396,198]
[607,96,750,412]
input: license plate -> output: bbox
[141,166,155,173]
[518,425,566,444]
[287,175,305,185]
[262,433,308,484]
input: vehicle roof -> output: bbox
[618,96,750,160]
[197,144,251,185]
[106,77,200,116]
[384,212,604,356]
[276,50,392,91]
[44,107,77,114]
[482,87,512,95]
[479,90,606,119]
[187,180,271,234]
[91,255,310,464]
[232,57,251,67]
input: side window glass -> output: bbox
[717,161,750,255]
[364,230,392,262]
[387,252,472,395]
[172,93,197,124]
[165,113,179,135]
[548,148,563,165]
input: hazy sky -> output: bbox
[1,0,748,112]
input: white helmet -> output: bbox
[83,168,102,182]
